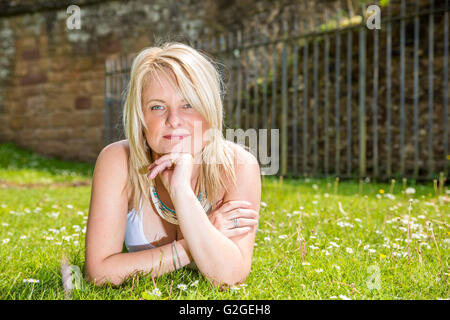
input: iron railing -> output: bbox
[105,0,449,181]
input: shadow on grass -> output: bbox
[0,142,94,180]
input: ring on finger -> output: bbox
[232,218,239,228]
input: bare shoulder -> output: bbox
[224,140,259,167]
[94,139,130,194]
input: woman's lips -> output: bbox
[163,134,190,140]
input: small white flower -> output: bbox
[324,193,329,198]
[260,201,267,208]
[67,204,74,209]
[278,235,288,239]
[339,294,351,300]
[312,200,318,205]
[151,288,161,296]
[45,236,54,241]
[309,245,319,250]
[177,284,187,291]
[230,286,241,291]
[315,269,324,273]
[330,296,338,299]
[333,265,341,270]
[329,241,340,248]
[77,211,84,216]
[354,218,362,223]
[302,262,310,266]
[417,215,426,219]
[312,184,318,190]
[346,247,353,254]
[2,222,9,227]
[20,235,27,240]
[2,238,10,244]
[23,278,40,283]
[405,188,416,195]
[368,249,376,253]
[190,280,199,287]
[264,237,271,241]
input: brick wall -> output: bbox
[0,0,213,163]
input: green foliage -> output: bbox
[0,143,448,299]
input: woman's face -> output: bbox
[141,71,210,159]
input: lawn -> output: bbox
[0,142,448,300]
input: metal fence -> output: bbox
[105,0,449,181]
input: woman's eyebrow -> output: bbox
[147,98,166,103]
[146,98,187,104]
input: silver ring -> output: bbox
[232,218,239,228]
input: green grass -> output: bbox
[0,142,448,300]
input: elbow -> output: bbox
[206,265,251,290]
[84,261,123,287]
[85,270,124,287]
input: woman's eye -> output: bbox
[184,104,192,109]
[151,105,164,110]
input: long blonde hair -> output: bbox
[122,42,237,212]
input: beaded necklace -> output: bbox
[149,178,212,225]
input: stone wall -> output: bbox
[0,0,217,163]
[0,0,369,164]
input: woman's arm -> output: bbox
[85,142,193,286]
[164,147,261,288]
[86,239,192,286]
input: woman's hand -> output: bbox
[147,152,194,196]
[208,200,259,238]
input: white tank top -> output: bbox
[124,197,156,252]
[124,187,212,254]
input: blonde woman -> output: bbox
[85,42,261,289]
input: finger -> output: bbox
[148,160,173,179]
[147,162,157,173]
[223,227,252,238]
[154,153,181,165]
[228,218,258,229]
[219,200,253,213]
[223,208,259,220]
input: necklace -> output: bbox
[149,178,212,225]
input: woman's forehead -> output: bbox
[143,72,183,101]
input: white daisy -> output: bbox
[177,284,187,291]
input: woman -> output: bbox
[84,42,261,289]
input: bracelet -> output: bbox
[171,241,179,270]
[172,240,182,270]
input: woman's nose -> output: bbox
[166,110,182,128]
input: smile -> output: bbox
[163,134,190,140]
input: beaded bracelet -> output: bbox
[171,241,178,270]
[172,240,182,269]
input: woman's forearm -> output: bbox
[86,239,192,286]
[171,186,247,287]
